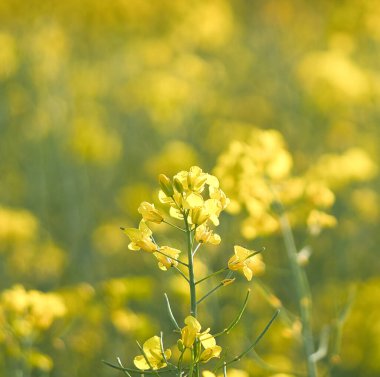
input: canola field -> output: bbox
[0,1,379,376]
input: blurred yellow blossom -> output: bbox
[69,116,122,165]
[0,206,39,244]
[134,335,171,370]
[27,351,53,372]
[298,47,370,104]
[145,141,198,177]
[0,285,66,339]
[0,32,18,79]
[307,210,337,235]
[308,148,377,188]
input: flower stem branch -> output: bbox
[164,293,181,331]
[277,204,318,377]
[218,309,279,370]
[195,267,229,285]
[155,249,189,267]
[163,220,186,232]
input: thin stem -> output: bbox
[183,210,199,377]
[195,267,229,285]
[278,206,318,377]
[184,212,197,317]
[102,360,177,375]
[197,283,223,305]
[192,242,202,257]
[164,293,181,331]
[177,349,186,376]
[155,249,189,267]
[117,357,133,377]
[160,332,175,368]
[223,362,227,377]
[219,309,279,369]
[173,265,190,282]
[163,220,186,232]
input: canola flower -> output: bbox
[106,166,278,376]
[0,285,66,373]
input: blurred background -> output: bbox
[0,0,379,376]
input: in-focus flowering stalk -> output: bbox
[106,166,278,376]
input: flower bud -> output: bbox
[173,177,184,194]
[159,174,174,197]
[191,207,209,225]
[138,202,164,223]
[221,278,235,287]
[177,339,185,352]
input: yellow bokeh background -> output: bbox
[0,1,379,376]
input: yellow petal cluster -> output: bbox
[307,210,337,236]
[133,335,171,370]
[123,221,157,253]
[213,128,346,238]
[228,246,265,281]
[195,224,221,245]
[0,285,66,338]
[154,246,181,270]
[180,316,222,363]
[158,166,229,237]
[138,202,163,223]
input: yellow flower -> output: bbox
[228,246,265,281]
[307,210,337,235]
[198,329,222,362]
[134,335,171,370]
[158,174,174,197]
[180,317,222,362]
[199,345,222,362]
[191,206,210,225]
[154,246,181,270]
[123,221,157,253]
[181,316,201,348]
[195,224,221,245]
[138,202,164,223]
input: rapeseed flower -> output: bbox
[195,224,221,245]
[138,202,164,223]
[181,316,201,348]
[180,316,222,362]
[154,246,181,270]
[133,335,171,370]
[228,246,265,281]
[123,221,157,253]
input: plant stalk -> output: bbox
[279,209,318,377]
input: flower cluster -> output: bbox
[0,285,67,372]
[213,128,340,239]
[112,166,271,375]
[123,166,232,272]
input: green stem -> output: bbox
[195,267,229,285]
[163,220,186,232]
[197,283,223,305]
[184,213,196,317]
[278,209,318,377]
[219,309,279,369]
[164,293,181,331]
[154,249,189,267]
